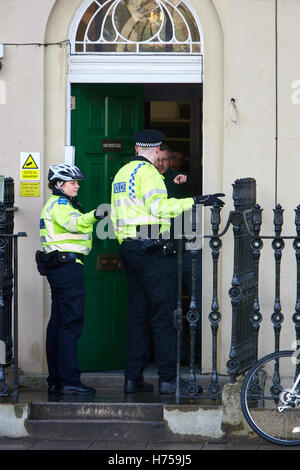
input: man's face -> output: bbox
[170,151,184,172]
[155,150,170,174]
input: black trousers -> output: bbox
[120,240,178,383]
[46,260,85,387]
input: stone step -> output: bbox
[25,419,166,441]
[0,382,247,440]
[29,402,163,422]
[25,402,167,440]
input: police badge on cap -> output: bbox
[132,129,166,148]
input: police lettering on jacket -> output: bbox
[110,158,194,243]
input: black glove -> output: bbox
[193,193,225,207]
[94,205,109,220]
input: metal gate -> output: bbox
[176,177,258,401]
[176,176,300,402]
[0,177,26,402]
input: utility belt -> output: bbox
[142,238,177,256]
[123,238,177,257]
[35,250,84,276]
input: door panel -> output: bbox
[71,83,144,370]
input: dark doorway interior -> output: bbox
[144,83,203,194]
[144,84,203,367]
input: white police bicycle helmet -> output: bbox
[48,164,85,182]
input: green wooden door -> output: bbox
[71,83,144,370]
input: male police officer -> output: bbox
[110,130,224,394]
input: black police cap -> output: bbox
[132,129,166,147]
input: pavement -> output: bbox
[0,435,298,452]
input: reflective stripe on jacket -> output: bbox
[40,195,97,256]
[110,157,194,243]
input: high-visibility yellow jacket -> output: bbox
[110,156,194,243]
[40,195,97,258]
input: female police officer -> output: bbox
[37,163,100,395]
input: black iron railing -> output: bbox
[176,177,258,402]
[176,176,300,403]
[242,202,300,357]
[0,178,26,402]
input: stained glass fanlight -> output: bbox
[73,0,202,54]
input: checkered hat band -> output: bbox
[135,141,163,147]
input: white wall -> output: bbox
[0,0,56,374]
[212,0,300,369]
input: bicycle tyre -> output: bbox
[241,350,300,446]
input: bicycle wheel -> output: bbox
[241,350,300,446]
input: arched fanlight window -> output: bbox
[73,0,202,54]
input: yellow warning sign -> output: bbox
[22,154,38,169]
[20,152,40,181]
[20,182,40,197]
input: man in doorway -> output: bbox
[110,129,225,394]
[155,144,202,367]
[170,149,184,173]
[155,143,189,198]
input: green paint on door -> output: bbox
[71,84,144,370]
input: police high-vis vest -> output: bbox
[40,195,97,257]
[110,157,194,243]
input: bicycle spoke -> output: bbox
[241,350,300,445]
